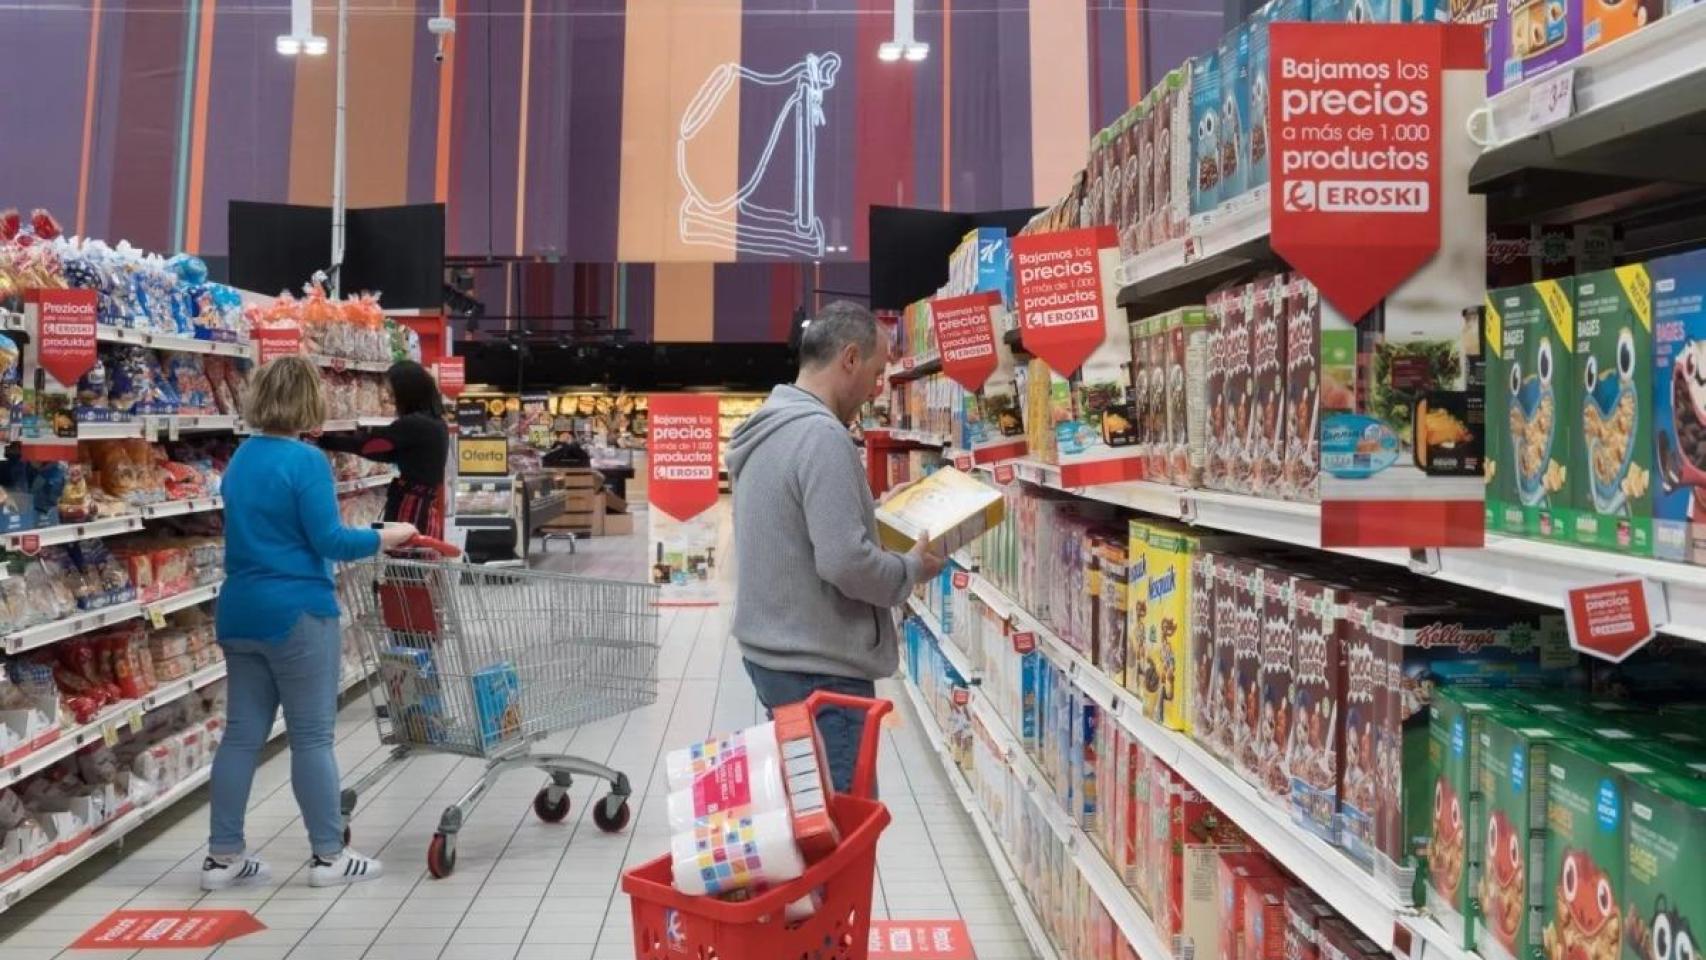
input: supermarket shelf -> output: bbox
[308,354,392,374]
[4,581,224,655]
[96,325,254,359]
[1114,188,1273,309]
[335,472,395,494]
[999,459,1190,519]
[2,514,144,551]
[1471,5,1706,186]
[320,417,395,433]
[906,597,978,682]
[962,570,1474,960]
[62,415,241,441]
[886,352,943,383]
[0,662,229,790]
[891,429,951,447]
[139,495,222,520]
[0,663,372,914]
[895,677,1063,960]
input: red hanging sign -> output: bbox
[1269,23,1481,322]
[73,910,265,949]
[31,289,98,386]
[1565,579,1664,663]
[648,393,720,522]
[437,357,467,398]
[929,290,1002,391]
[1011,226,1117,376]
[868,921,976,960]
[254,327,302,366]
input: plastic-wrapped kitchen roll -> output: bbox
[665,746,789,833]
[664,721,779,792]
[670,807,806,897]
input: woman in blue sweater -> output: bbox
[204,355,417,890]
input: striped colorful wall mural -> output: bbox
[0,0,1222,342]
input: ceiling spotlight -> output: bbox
[881,0,928,63]
[878,41,903,62]
[276,34,302,55]
[302,34,329,56]
[276,0,324,57]
[904,43,929,61]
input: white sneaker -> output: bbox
[308,848,384,887]
[201,854,272,891]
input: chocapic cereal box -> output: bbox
[1477,713,1568,960]
[1190,549,1222,743]
[1252,273,1290,497]
[1621,770,1706,960]
[1572,266,1654,555]
[1427,687,1507,949]
[1166,305,1213,487]
[1540,738,1651,960]
[1257,565,1296,800]
[1487,281,1577,540]
[1650,249,1706,564]
[1288,576,1352,844]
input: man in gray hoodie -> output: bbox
[726,300,945,793]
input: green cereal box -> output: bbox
[1428,688,1506,949]
[1479,713,1569,960]
[1622,771,1706,960]
[1572,267,1655,555]
[1487,281,1577,540]
[1541,739,1650,960]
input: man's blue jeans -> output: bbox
[742,659,874,795]
[209,613,345,859]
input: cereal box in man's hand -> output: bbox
[876,467,1006,557]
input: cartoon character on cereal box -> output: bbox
[1583,327,1642,516]
[1511,333,1561,508]
[1428,776,1467,903]
[1482,809,1527,952]
[1626,897,1695,960]
[1542,850,1620,960]
[1657,341,1706,532]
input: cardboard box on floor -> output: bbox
[875,467,1005,555]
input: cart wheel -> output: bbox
[427,832,457,879]
[591,796,631,833]
[532,788,571,823]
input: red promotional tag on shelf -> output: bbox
[254,327,301,365]
[436,357,466,398]
[1011,226,1117,376]
[952,570,970,590]
[647,393,720,522]
[1012,631,1036,654]
[953,454,973,471]
[993,464,1016,485]
[1269,24,1481,322]
[30,288,97,386]
[868,921,975,960]
[73,910,264,949]
[901,356,916,372]
[951,688,970,707]
[929,290,1002,391]
[1565,578,1665,663]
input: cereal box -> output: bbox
[1166,65,1192,241]
[1121,106,1144,257]
[1098,532,1131,688]
[1256,566,1295,799]
[1540,738,1648,960]
[1137,95,1157,253]
[1189,549,1222,743]
[1572,266,1654,555]
[1649,249,1706,564]
[1243,875,1292,960]
[1621,769,1706,960]
[876,466,1006,556]
[1206,288,1234,489]
[1487,280,1576,541]
[1284,888,1335,960]
[1225,284,1257,493]
[1220,852,1281,960]
[1252,274,1290,497]
[1477,713,1567,960]
[1285,276,1359,502]
[1129,316,1158,474]
[1190,56,1222,216]
[1584,0,1660,50]
[1140,524,1196,732]
[1210,556,1254,762]
[1145,316,1172,480]
[1232,564,1268,782]
[1319,919,1385,960]
[1488,0,1583,95]
[1216,26,1252,204]
[1155,762,1248,943]
[1288,576,1350,843]
[1340,592,1385,871]
[1427,686,1507,948]
[1165,306,1213,487]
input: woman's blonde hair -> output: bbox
[245,354,326,435]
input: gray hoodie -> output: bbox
[726,384,920,680]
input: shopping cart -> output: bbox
[622,692,894,960]
[338,538,660,878]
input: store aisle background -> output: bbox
[0,523,1037,960]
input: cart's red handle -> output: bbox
[802,692,892,801]
[404,535,462,558]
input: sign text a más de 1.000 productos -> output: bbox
[929,290,1001,392]
[1269,23,1481,323]
[647,393,720,523]
[1010,226,1118,377]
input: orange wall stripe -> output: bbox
[75,0,104,238]
[184,0,218,253]
[1028,0,1090,205]
[513,0,534,254]
[346,0,413,207]
[434,0,457,205]
[652,262,716,342]
[287,9,336,204]
[1125,0,1143,109]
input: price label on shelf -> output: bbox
[102,724,119,747]
[1527,68,1575,130]
[951,570,970,590]
[1012,631,1036,654]
[129,710,145,734]
[1565,577,1666,662]
[993,464,1015,485]
[953,454,973,471]
[901,356,916,372]
[148,606,168,630]
[951,688,970,707]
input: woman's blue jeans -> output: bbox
[208,613,345,859]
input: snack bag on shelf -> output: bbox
[1476,713,1567,960]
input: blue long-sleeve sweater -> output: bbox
[217,436,381,642]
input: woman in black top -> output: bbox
[316,361,451,538]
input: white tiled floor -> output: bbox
[0,525,1036,960]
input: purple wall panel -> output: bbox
[202,7,297,256]
[994,0,1034,208]
[407,0,442,207]
[448,0,492,256]
[109,1,189,252]
[1146,6,1223,90]
[948,2,1007,213]
[909,4,945,211]
[0,9,92,225]
[563,5,626,264]
[713,263,775,342]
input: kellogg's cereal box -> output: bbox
[1189,548,1222,744]
[1285,887,1335,960]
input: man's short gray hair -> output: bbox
[799,300,881,368]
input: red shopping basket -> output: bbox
[622,692,894,960]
